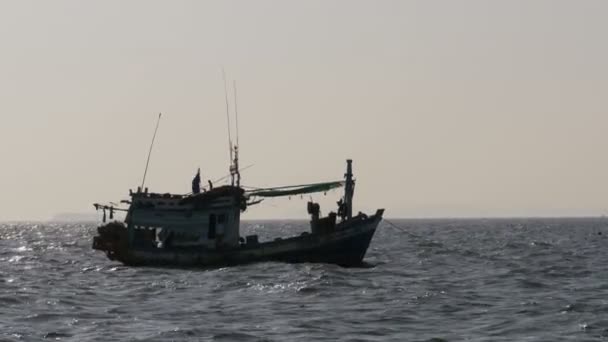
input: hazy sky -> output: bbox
[1,0,607,221]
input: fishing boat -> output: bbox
[92,157,384,268]
[92,86,383,268]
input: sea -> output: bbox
[1,218,607,341]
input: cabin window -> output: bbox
[208,214,217,239]
[218,214,227,224]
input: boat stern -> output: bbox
[92,222,129,261]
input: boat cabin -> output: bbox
[125,186,245,250]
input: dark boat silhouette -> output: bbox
[93,95,382,268]
[93,159,383,268]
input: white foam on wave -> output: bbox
[9,255,24,263]
[12,246,32,252]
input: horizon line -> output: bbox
[2,214,608,224]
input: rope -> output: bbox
[383,218,444,247]
[383,218,421,240]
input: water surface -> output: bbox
[1,218,607,341]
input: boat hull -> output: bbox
[94,209,383,268]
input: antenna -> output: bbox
[233,80,239,147]
[141,113,162,190]
[222,68,233,163]
[233,80,241,186]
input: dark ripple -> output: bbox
[1,219,608,341]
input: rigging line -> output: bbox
[233,80,239,148]
[246,180,345,192]
[212,164,254,183]
[181,164,254,196]
[241,184,264,190]
[141,113,162,189]
[222,68,233,163]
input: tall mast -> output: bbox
[232,80,241,187]
[222,68,234,183]
[233,80,239,148]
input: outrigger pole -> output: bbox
[140,112,162,190]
